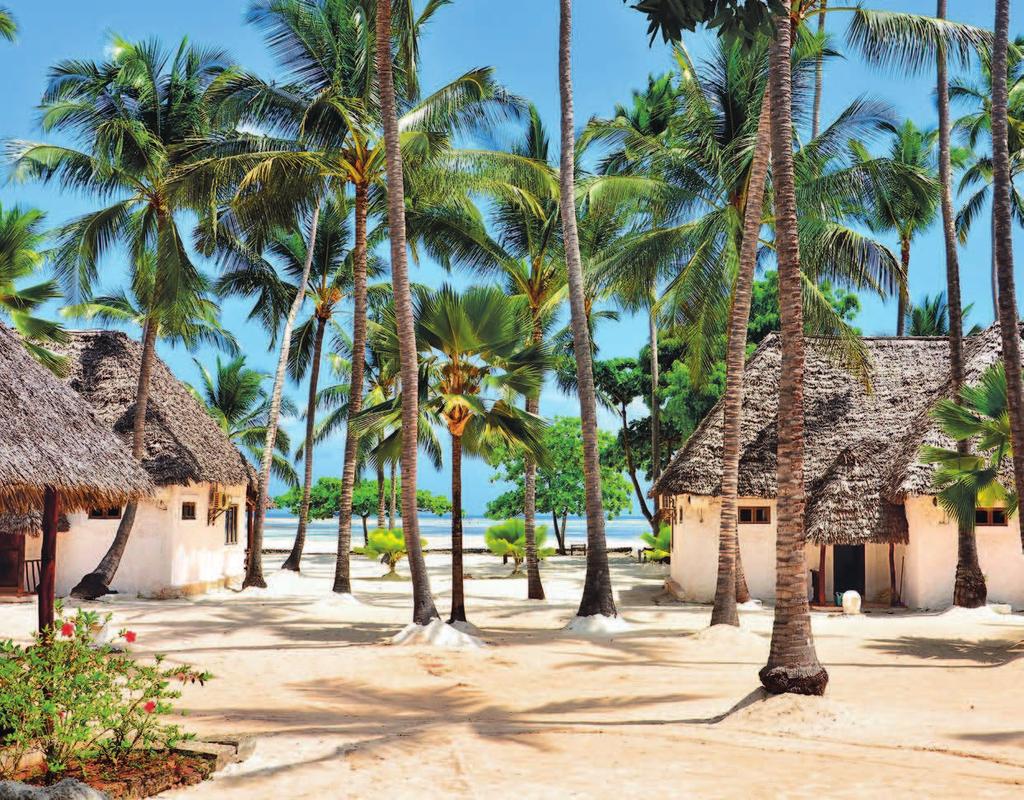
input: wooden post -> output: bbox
[816,544,827,606]
[38,486,59,632]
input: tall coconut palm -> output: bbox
[0,203,68,373]
[991,0,1024,555]
[188,354,299,487]
[365,285,549,623]
[375,0,437,625]
[936,0,985,606]
[61,252,240,596]
[9,36,234,599]
[559,0,616,620]
[759,14,827,697]
[278,196,385,572]
[851,120,940,335]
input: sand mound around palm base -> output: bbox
[716,689,859,737]
[692,624,763,647]
[390,619,485,649]
[563,614,633,635]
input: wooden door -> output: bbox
[0,534,25,592]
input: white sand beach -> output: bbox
[2,552,1022,799]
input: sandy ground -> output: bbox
[2,552,1023,799]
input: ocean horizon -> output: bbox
[263,509,653,552]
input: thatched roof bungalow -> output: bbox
[17,330,254,599]
[0,324,152,625]
[656,325,1024,610]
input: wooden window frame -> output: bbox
[975,507,1008,527]
[224,505,239,546]
[738,505,771,525]
[88,506,122,520]
[181,501,197,521]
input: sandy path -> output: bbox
[2,552,1022,798]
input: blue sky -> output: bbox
[1,1,1021,513]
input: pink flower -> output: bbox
[144,701,156,714]
[60,622,74,638]
[124,631,137,644]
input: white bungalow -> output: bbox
[17,330,253,599]
[653,324,1024,610]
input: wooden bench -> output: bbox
[569,543,587,556]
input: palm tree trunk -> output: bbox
[552,508,566,554]
[376,460,387,531]
[560,0,615,619]
[992,0,1024,555]
[449,433,466,623]
[896,236,910,336]
[283,314,328,572]
[388,462,397,530]
[735,545,751,604]
[711,90,771,627]
[648,304,662,497]
[70,316,159,599]
[888,542,899,606]
[938,0,987,605]
[333,182,370,595]
[376,0,438,625]
[759,18,827,696]
[621,403,655,530]
[811,0,827,140]
[38,487,59,632]
[523,315,546,600]
[245,201,321,589]
[991,207,999,320]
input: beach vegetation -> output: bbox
[354,528,427,579]
[484,519,555,575]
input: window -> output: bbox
[224,505,239,546]
[976,508,1008,527]
[739,505,771,525]
[88,507,121,520]
[181,501,197,521]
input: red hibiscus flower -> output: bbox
[144,701,157,714]
[60,622,74,638]
[124,630,137,643]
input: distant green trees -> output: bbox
[486,417,632,553]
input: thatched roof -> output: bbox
[0,325,153,514]
[0,511,70,537]
[651,327,1011,545]
[50,331,251,487]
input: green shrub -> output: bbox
[354,528,427,577]
[0,604,210,777]
[640,524,672,562]
[484,519,555,575]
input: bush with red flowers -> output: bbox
[0,604,212,778]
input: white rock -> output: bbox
[841,590,862,615]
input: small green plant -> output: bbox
[0,604,210,777]
[640,524,671,563]
[484,519,555,575]
[354,528,426,578]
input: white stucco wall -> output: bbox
[24,482,246,598]
[669,493,897,604]
[903,495,1024,609]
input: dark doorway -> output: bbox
[0,534,25,592]
[833,544,865,597]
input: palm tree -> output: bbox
[951,33,1024,317]
[366,285,548,623]
[558,0,616,620]
[991,0,1024,556]
[907,293,950,336]
[188,354,300,487]
[759,13,828,697]
[277,196,385,572]
[923,362,1017,534]
[61,253,239,597]
[852,120,940,335]
[0,8,16,41]
[375,0,437,625]
[0,203,68,373]
[936,0,986,607]
[9,37,234,599]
